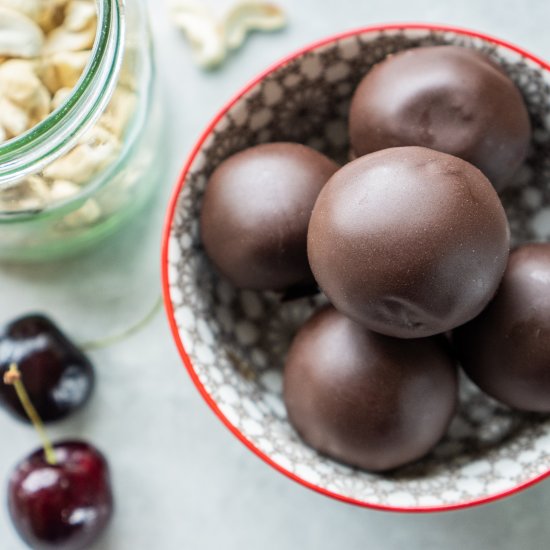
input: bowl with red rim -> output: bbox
[162,23,550,512]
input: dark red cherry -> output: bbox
[0,314,94,423]
[8,440,113,550]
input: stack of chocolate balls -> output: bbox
[200,45,547,472]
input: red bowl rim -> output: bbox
[161,22,550,513]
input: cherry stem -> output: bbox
[79,295,163,352]
[3,364,57,466]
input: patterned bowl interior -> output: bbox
[166,27,550,510]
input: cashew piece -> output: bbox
[50,179,80,201]
[98,86,137,137]
[171,2,226,69]
[43,1,96,54]
[50,86,72,111]
[225,1,286,51]
[61,197,102,227]
[42,49,91,93]
[63,0,95,32]
[0,60,51,129]
[0,0,40,20]
[0,97,30,137]
[0,6,44,58]
[0,60,46,105]
[43,125,121,184]
[37,0,70,33]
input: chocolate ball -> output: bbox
[349,45,531,191]
[284,306,458,472]
[453,243,550,412]
[308,146,510,338]
[200,143,339,291]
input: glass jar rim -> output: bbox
[0,0,125,189]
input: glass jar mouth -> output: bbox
[0,0,125,189]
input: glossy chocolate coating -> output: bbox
[284,306,458,472]
[453,243,550,412]
[349,46,531,191]
[308,146,510,338]
[200,143,339,291]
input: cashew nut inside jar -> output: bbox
[0,0,162,261]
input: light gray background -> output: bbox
[1,0,550,548]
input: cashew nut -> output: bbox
[63,0,95,32]
[26,174,50,200]
[42,49,90,93]
[0,174,49,211]
[0,6,44,58]
[0,60,47,106]
[0,60,51,133]
[50,86,72,111]
[98,86,137,137]
[43,0,96,54]
[171,2,226,69]
[43,125,121,184]
[37,0,70,32]
[61,197,101,227]
[0,97,30,137]
[28,84,51,126]
[224,1,286,51]
[0,0,40,20]
[171,0,287,69]
[50,178,80,201]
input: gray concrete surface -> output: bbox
[1,0,550,548]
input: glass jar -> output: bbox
[0,0,163,262]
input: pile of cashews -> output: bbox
[0,0,136,220]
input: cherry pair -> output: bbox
[1,315,112,550]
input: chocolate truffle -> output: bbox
[453,243,550,412]
[349,45,531,191]
[308,146,510,338]
[200,142,339,291]
[284,306,457,472]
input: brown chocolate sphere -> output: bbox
[349,46,531,191]
[307,146,510,338]
[284,306,458,472]
[200,143,338,291]
[453,243,550,412]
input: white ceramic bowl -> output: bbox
[162,24,550,512]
